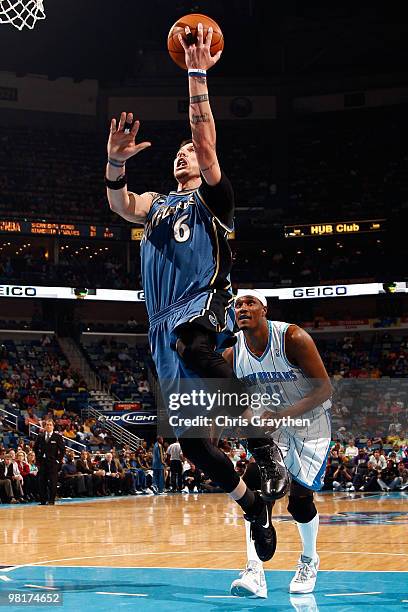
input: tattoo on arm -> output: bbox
[191,113,210,124]
[190,94,209,104]
[201,161,216,172]
[190,76,207,84]
[146,192,159,200]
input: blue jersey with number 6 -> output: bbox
[140,186,233,318]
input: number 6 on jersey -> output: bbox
[174,214,191,242]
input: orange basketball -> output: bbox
[167,13,224,70]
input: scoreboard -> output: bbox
[0,219,126,240]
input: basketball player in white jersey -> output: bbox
[223,290,332,599]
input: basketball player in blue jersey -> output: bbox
[223,290,332,599]
[105,24,286,562]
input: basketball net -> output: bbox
[0,0,45,30]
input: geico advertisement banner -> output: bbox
[259,282,407,300]
[271,283,381,300]
[1,282,406,302]
[99,411,157,425]
[0,285,145,301]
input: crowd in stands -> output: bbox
[0,246,138,290]
[2,107,407,225]
[82,338,154,405]
[1,327,408,504]
[1,240,387,290]
[0,435,237,504]
[2,429,406,504]
[0,122,274,226]
[2,105,408,287]
[288,105,407,223]
[0,337,89,417]
[232,240,384,286]
[317,332,408,379]
[323,437,408,492]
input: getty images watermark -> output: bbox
[167,389,311,430]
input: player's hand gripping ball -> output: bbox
[167,13,224,70]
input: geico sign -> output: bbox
[0,286,37,297]
[293,286,348,298]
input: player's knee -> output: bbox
[287,493,317,523]
[177,329,214,371]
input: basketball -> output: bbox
[167,13,224,70]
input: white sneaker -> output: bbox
[144,488,154,496]
[230,561,267,599]
[290,593,318,612]
[289,555,319,594]
[193,486,198,493]
[182,486,189,494]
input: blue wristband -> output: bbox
[108,157,126,168]
[188,69,207,78]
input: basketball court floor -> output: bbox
[1,491,407,610]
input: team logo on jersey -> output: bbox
[208,312,218,327]
[242,370,298,386]
[144,198,192,240]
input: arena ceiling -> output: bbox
[0,0,407,84]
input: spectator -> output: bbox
[138,378,150,394]
[182,463,204,493]
[152,436,166,495]
[332,463,354,492]
[368,450,387,471]
[0,454,18,503]
[25,451,39,501]
[60,450,87,497]
[6,453,25,502]
[167,439,183,492]
[62,375,76,389]
[352,448,369,490]
[377,459,400,492]
[345,439,359,459]
[76,450,101,496]
[395,461,408,490]
[15,450,30,498]
[99,452,122,495]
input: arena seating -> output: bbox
[81,339,154,408]
[2,107,407,290]
[0,336,90,417]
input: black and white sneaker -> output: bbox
[251,442,290,501]
[244,494,277,562]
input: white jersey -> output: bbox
[233,320,331,491]
[167,442,182,461]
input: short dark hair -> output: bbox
[179,138,193,150]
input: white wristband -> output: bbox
[188,68,207,77]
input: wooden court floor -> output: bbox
[1,491,407,572]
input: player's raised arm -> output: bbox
[105,112,157,224]
[179,23,222,186]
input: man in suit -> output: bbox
[76,450,105,496]
[33,419,65,505]
[99,452,122,495]
[0,455,18,503]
